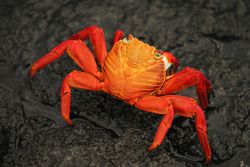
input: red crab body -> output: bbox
[104,36,165,101]
[30,25,212,163]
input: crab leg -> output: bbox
[61,70,103,125]
[66,40,102,79]
[132,96,174,150]
[167,95,211,163]
[113,29,124,45]
[147,111,174,151]
[30,40,102,79]
[157,67,212,109]
[30,25,107,77]
[30,40,72,77]
[69,25,107,67]
[132,95,211,162]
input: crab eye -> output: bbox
[155,53,161,57]
[154,52,162,59]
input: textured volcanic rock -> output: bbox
[0,0,250,166]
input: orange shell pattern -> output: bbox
[103,36,166,101]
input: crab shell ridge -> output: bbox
[103,36,166,100]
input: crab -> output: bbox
[30,25,212,162]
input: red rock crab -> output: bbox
[30,25,212,162]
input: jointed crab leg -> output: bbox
[132,95,211,162]
[157,67,212,109]
[61,70,103,125]
[30,26,107,77]
[195,105,212,163]
[147,109,174,151]
[67,40,102,79]
[133,96,174,150]
[30,40,72,77]
[69,26,107,67]
[113,29,124,45]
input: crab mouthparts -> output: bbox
[163,56,171,70]
[163,56,176,75]
[166,65,177,75]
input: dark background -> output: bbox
[0,0,250,166]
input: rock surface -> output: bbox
[0,0,250,166]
